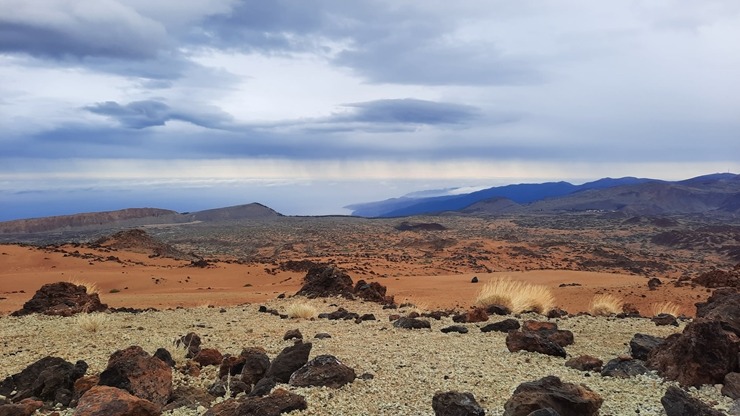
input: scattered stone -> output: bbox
[283,329,303,341]
[565,356,603,372]
[264,342,312,383]
[319,308,360,321]
[204,388,307,416]
[359,313,376,321]
[177,332,202,358]
[0,398,42,416]
[432,391,485,416]
[503,375,602,416]
[546,308,568,319]
[388,314,401,321]
[485,304,512,316]
[295,266,355,299]
[520,321,574,348]
[72,375,99,405]
[10,282,107,317]
[98,345,172,407]
[480,319,520,333]
[629,333,664,361]
[75,386,160,416]
[453,308,488,323]
[393,317,431,329]
[239,348,271,386]
[289,355,356,388]
[505,331,566,358]
[358,373,375,380]
[522,321,558,332]
[162,386,214,412]
[600,358,649,378]
[193,348,224,367]
[441,325,469,334]
[0,356,87,406]
[694,265,740,289]
[648,277,662,290]
[471,276,479,283]
[652,313,679,326]
[314,333,332,340]
[723,373,740,400]
[153,348,175,368]
[208,376,250,398]
[661,385,725,416]
[354,280,394,304]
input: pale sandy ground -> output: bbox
[0,244,708,317]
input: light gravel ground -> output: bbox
[0,298,734,416]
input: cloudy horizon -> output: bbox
[2,1,739,221]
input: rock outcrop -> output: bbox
[11,282,107,317]
[503,376,603,416]
[0,356,87,406]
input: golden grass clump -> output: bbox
[67,279,99,295]
[475,277,555,314]
[650,301,681,317]
[285,302,318,319]
[589,294,624,316]
[76,312,108,333]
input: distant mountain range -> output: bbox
[347,173,740,218]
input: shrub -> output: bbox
[77,313,108,333]
[650,301,680,317]
[589,294,623,316]
[109,288,120,293]
[285,302,318,319]
[475,277,554,314]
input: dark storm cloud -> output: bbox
[339,99,479,125]
[85,100,233,129]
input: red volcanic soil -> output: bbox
[0,244,709,317]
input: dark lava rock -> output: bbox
[162,386,215,412]
[0,398,43,416]
[319,308,359,321]
[176,332,202,358]
[526,409,561,416]
[661,385,725,416]
[629,333,665,361]
[480,319,520,333]
[98,345,172,407]
[485,304,512,316]
[204,388,307,416]
[503,375,602,416]
[283,329,303,341]
[0,356,87,406]
[695,288,740,336]
[565,356,603,372]
[295,266,355,299]
[600,358,649,378]
[521,321,574,348]
[314,333,332,340]
[648,277,662,290]
[10,282,107,317]
[432,391,485,416]
[546,308,568,319]
[505,331,566,358]
[153,348,176,368]
[238,348,271,386]
[647,320,739,387]
[393,317,431,329]
[289,355,356,388]
[652,313,679,326]
[248,377,277,397]
[208,376,250,398]
[441,325,469,334]
[264,342,312,383]
[471,276,479,283]
[354,280,394,305]
[723,372,740,400]
[75,385,160,416]
[453,308,489,323]
[694,265,740,289]
[359,313,377,321]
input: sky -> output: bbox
[1,1,739,220]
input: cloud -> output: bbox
[84,100,233,129]
[339,99,479,125]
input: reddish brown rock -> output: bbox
[520,321,574,347]
[0,399,43,416]
[694,265,740,289]
[723,372,740,399]
[239,348,271,386]
[503,376,602,416]
[75,386,160,416]
[10,282,107,317]
[264,342,312,383]
[453,308,489,323]
[432,391,485,416]
[98,346,172,407]
[289,355,356,388]
[0,356,87,406]
[522,321,558,332]
[283,329,303,341]
[178,360,200,377]
[193,348,223,367]
[565,355,603,372]
[162,386,215,412]
[647,320,739,387]
[661,385,724,416]
[506,331,566,358]
[204,388,307,416]
[73,375,100,404]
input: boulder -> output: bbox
[10,282,107,316]
[648,277,662,290]
[652,313,678,327]
[98,345,172,407]
[485,304,512,316]
[193,348,224,367]
[565,356,603,372]
[0,356,87,406]
[441,325,469,334]
[177,332,202,358]
[289,355,356,388]
[432,391,485,416]
[295,266,354,299]
[647,320,739,386]
[264,342,312,383]
[503,376,602,416]
[661,385,725,416]
[283,329,303,341]
[75,386,160,416]
[505,331,566,358]
[522,321,558,332]
[72,375,99,405]
[546,308,568,319]
[453,308,489,323]
[0,399,42,416]
[629,333,664,361]
[521,321,574,347]
[153,348,175,368]
[249,377,277,397]
[723,373,740,400]
[354,280,394,304]
[393,317,431,329]
[480,319,520,333]
[695,288,740,336]
[204,388,307,416]
[239,348,271,386]
[600,358,649,378]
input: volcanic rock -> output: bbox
[393,317,432,330]
[283,329,303,341]
[249,377,277,397]
[694,265,740,289]
[193,348,224,367]
[629,333,665,361]
[452,308,488,323]
[648,277,662,290]
[432,391,485,416]
[522,321,558,332]
[661,385,725,416]
[75,386,160,416]
[354,280,394,304]
[295,266,354,299]
[546,308,568,319]
[503,376,602,416]
[652,313,679,326]
[289,355,356,388]
[208,376,250,398]
[565,355,603,372]
[723,372,740,400]
[480,319,520,333]
[695,288,740,336]
[239,348,271,385]
[0,356,87,406]
[10,282,107,317]
[485,304,512,316]
[162,386,215,412]
[647,320,739,386]
[471,276,479,283]
[264,342,312,383]
[319,308,359,321]
[98,345,172,407]
[73,375,99,404]
[153,348,175,368]
[441,325,469,334]
[204,388,307,416]
[505,331,567,358]
[0,398,43,416]
[177,332,202,358]
[600,358,649,378]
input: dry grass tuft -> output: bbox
[285,302,318,319]
[589,294,624,316]
[475,277,554,314]
[67,278,99,295]
[650,301,681,317]
[76,313,108,333]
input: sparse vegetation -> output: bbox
[109,288,120,293]
[285,302,318,319]
[589,294,624,316]
[67,279,99,295]
[76,312,108,333]
[650,301,681,317]
[475,278,554,314]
